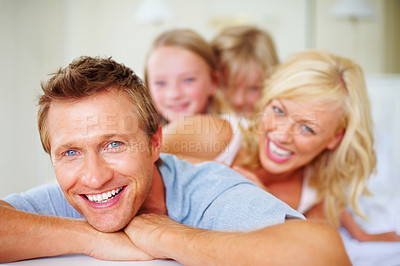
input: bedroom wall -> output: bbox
[0,0,398,197]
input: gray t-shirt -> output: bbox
[3,153,303,231]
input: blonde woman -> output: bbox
[211,25,279,117]
[144,29,220,125]
[163,49,400,242]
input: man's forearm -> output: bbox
[0,201,152,262]
[0,201,94,262]
[125,214,351,265]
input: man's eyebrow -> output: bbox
[103,133,134,140]
[53,142,76,155]
[53,134,134,151]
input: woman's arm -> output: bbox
[340,209,400,242]
[306,202,400,242]
[162,115,233,161]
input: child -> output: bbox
[211,25,279,117]
[145,29,219,124]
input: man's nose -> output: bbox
[80,151,113,189]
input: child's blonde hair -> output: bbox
[243,49,376,225]
[211,25,279,113]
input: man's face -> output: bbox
[47,89,161,232]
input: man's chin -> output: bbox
[81,211,132,232]
[88,219,126,233]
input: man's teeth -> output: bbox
[269,141,292,157]
[86,187,123,203]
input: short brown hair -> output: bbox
[38,56,160,154]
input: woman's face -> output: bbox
[257,99,344,175]
[147,46,216,123]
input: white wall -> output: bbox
[315,0,386,73]
[0,0,66,197]
[0,0,398,197]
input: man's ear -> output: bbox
[151,126,163,161]
[326,129,345,150]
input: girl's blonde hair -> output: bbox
[243,49,376,225]
[211,25,279,110]
[144,29,221,123]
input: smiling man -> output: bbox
[0,56,350,265]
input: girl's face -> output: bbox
[147,46,216,123]
[257,99,344,175]
[221,64,263,117]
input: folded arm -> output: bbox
[162,115,232,161]
[0,200,152,263]
[125,213,351,266]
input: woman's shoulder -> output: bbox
[163,114,232,141]
[162,115,233,160]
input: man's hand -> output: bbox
[124,214,351,266]
[124,214,185,260]
[85,229,154,261]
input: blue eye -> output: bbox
[65,150,78,156]
[105,141,124,152]
[155,81,165,87]
[273,106,284,115]
[107,142,121,148]
[184,77,195,84]
[302,125,315,135]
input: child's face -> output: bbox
[221,64,263,117]
[147,46,216,123]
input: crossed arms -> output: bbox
[0,200,351,265]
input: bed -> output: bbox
[339,74,400,266]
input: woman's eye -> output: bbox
[301,125,315,135]
[272,106,284,115]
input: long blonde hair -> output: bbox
[243,49,376,225]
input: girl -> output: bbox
[211,25,279,117]
[145,29,219,125]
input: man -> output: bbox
[0,56,350,265]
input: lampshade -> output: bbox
[134,0,173,24]
[331,0,374,19]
